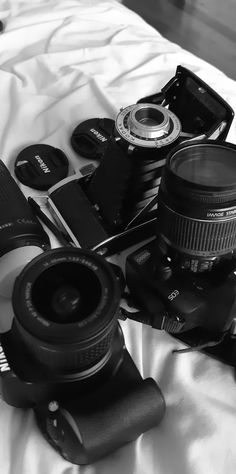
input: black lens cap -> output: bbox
[15,144,69,190]
[71,117,115,160]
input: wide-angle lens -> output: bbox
[12,248,121,373]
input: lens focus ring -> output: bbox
[158,202,236,255]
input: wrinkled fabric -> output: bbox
[0,1,236,473]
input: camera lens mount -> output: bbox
[115,103,181,149]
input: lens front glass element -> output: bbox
[135,107,164,127]
[32,262,102,324]
[170,144,236,187]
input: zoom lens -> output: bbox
[0,160,49,299]
[157,140,236,272]
[12,248,121,374]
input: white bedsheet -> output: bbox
[1,1,236,473]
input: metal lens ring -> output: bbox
[115,103,181,149]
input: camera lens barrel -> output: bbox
[115,103,181,148]
[0,161,49,298]
[12,248,121,374]
[0,160,49,255]
[157,140,236,271]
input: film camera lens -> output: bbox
[157,140,236,272]
[12,248,121,373]
[115,103,181,147]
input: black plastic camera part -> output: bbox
[0,248,165,465]
[123,140,236,366]
[124,238,236,368]
[138,65,234,141]
[125,239,236,334]
[0,160,50,257]
[15,144,69,190]
[0,323,165,464]
[35,354,164,465]
[71,118,114,160]
[47,174,157,253]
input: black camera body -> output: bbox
[125,238,236,363]
[0,248,165,465]
[124,136,236,366]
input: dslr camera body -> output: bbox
[125,141,236,365]
[0,247,165,465]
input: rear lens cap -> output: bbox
[71,118,114,160]
[15,144,69,190]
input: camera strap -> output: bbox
[172,332,227,354]
[119,304,185,333]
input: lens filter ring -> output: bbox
[164,140,236,208]
[12,248,121,372]
[115,103,181,149]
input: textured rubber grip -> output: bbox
[45,377,165,465]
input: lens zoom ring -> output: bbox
[17,321,115,373]
[59,331,115,372]
[159,206,236,254]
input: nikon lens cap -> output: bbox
[71,118,114,160]
[15,144,69,190]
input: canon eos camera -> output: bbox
[125,139,236,365]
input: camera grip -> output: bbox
[40,377,165,465]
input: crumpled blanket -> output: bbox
[0,1,236,473]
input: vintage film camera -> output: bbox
[47,66,236,365]
[47,65,234,256]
